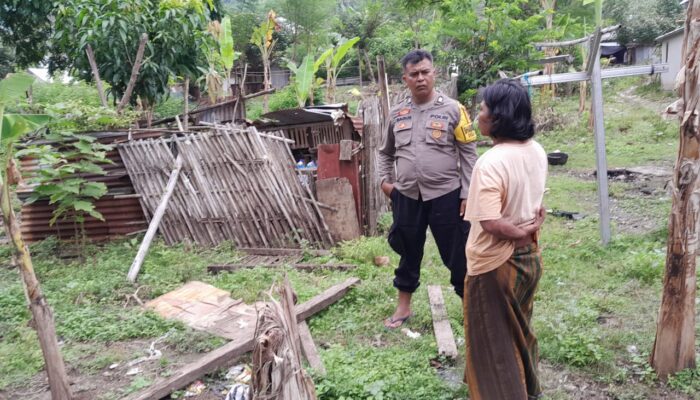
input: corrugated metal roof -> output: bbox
[655,27,684,43]
[254,104,349,128]
[17,129,174,242]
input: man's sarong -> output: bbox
[463,243,542,400]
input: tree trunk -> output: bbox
[0,159,72,399]
[363,49,376,85]
[541,0,556,100]
[85,44,108,107]
[651,0,700,379]
[263,53,271,113]
[117,33,149,114]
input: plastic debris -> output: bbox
[401,328,421,339]
[126,367,140,376]
[225,383,250,400]
[184,380,206,397]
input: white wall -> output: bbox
[633,46,660,65]
[660,34,684,91]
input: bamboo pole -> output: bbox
[127,155,183,282]
[0,158,72,399]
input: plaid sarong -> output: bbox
[463,243,542,400]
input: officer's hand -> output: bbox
[460,199,467,217]
[381,182,394,198]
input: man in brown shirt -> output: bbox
[378,49,478,328]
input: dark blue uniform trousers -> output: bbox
[388,187,470,297]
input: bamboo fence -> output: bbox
[118,125,333,248]
[358,97,389,235]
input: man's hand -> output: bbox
[381,181,395,198]
[460,199,467,217]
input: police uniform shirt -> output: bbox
[378,92,478,201]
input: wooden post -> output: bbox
[85,44,109,107]
[117,33,149,113]
[377,56,390,120]
[183,77,189,131]
[651,0,699,379]
[127,155,183,282]
[589,41,611,245]
[358,48,363,87]
[0,161,72,399]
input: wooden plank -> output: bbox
[298,321,326,375]
[427,285,459,359]
[238,247,331,257]
[339,139,353,161]
[127,277,360,400]
[295,278,360,322]
[316,178,361,242]
[207,263,357,274]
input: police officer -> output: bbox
[378,49,478,329]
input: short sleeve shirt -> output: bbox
[464,140,548,275]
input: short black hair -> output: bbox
[401,49,433,71]
[481,79,535,141]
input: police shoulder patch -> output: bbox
[454,104,477,144]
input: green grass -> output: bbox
[0,76,695,398]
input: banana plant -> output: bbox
[322,37,360,103]
[288,54,316,107]
[582,0,603,26]
[0,72,72,399]
[251,10,281,112]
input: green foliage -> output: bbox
[43,102,137,131]
[605,0,683,45]
[316,344,465,399]
[668,367,700,394]
[436,0,543,105]
[51,0,216,107]
[0,0,53,67]
[220,16,235,71]
[288,54,317,107]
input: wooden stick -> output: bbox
[533,24,620,48]
[85,44,108,107]
[238,248,331,257]
[427,285,458,359]
[127,155,183,282]
[207,263,357,274]
[183,77,189,131]
[298,321,326,375]
[117,33,149,113]
[126,277,360,400]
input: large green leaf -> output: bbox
[315,48,333,72]
[1,114,51,144]
[0,72,35,104]
[220,16,235,71]
[292,55,315,108]
[331,37,360,69]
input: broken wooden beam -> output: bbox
[238,247,331,257]
[127,277,359,400]
[207,263,357,274]
[427,285,459,359]
[298,321,326,375]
